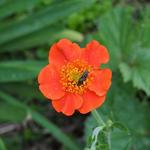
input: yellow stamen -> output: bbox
[60,59,93,94]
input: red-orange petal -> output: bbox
[38,64,65,100]
[78,90,106,114]
[49,44,68,69]
[49,39,82,69]
[57,39,82,61]
[88,69,112,96]
[81,40,109,68]
[52,93,83,116]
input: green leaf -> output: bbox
[0,61,46,82]
[0,101,27,122]
[0,138,7,150]
[0,91,81,150]
[0,27,83,52]
[31,111,81,150]
[132,66,150,96]
[56,29,84,42]
[97,6,150,95]
[89,126,105,150]
[0,0,42,20]
[140,5,150,47]
[0,0,7,6]
[0,0,93,45]
[0,25,63,52]
[1,82,43,101]
[120,48,150,95]
[119,62,132,82]
[111,122,129,134]
[97,6,134,70]
[85,77,150,150]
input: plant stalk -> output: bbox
[91,109,105,126]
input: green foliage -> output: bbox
[0,0,93,51]
[84,5,150,149]
[86,126,110,150]
[67,0,112,32]
[0,0,42,20]
[0,101,27,122]
[0,0,94,149]
[0,61,46,82]
[85,76,150,150]
[96,6,150,95]
[1,82,43,101]
[0,25,62,52]
[0,0,149,149]
[0,91,81,150]
[119,62,132,82]
[0,138,7,150]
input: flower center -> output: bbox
[60,59,93,94]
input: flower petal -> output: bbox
[52,93,83,116]
[49,44,68,69]
[88,69,112,96]
[78,90,106,114]
[82,40,109,68]
[57,39,82,61]
[38,64,65,100]
[49,39,82,69]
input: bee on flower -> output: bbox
[38,39,112,116]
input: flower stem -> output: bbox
[91,109,112,150]
[91,109,105,126]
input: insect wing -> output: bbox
[77,70,89,86]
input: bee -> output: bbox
[77,70,89,86]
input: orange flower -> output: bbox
[38,39,112,116]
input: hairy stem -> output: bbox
[91,109,105,126]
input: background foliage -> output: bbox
[0,0,150,150]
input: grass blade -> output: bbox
[0,61,46,82]
[0,0,42,20]
[0,25,63,52]
[0,0,93,45]
[0,138,7,150]
[0,28,83,52]
[0,91,81,150]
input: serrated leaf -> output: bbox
[119,62,132,82]
[97,6,150,95]
[112,122,129,134]
[133,67,150,96]
[97,6,134,70]
[119,48,150,95]
[85,77,150,150]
